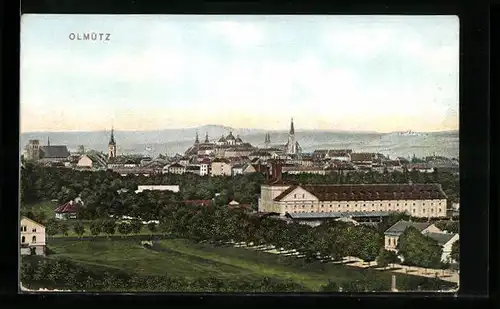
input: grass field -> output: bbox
[47,238,437,291]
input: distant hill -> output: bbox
[20,125,459,159]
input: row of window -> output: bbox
[386,238,398,246]
[286,208,443,214]
[21,236,36,243]
[288,201,442,207]
[284,205,443,212]
[20,226,36,232]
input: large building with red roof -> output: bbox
[258,182,448,219]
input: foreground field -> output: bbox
[47,238,452,291]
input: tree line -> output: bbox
[21,162,459,221]
[41,217,158,238]
[21,256,456,292]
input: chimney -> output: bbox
[275,161,282,181]
[391,275,397,292]
[270,160,282,182]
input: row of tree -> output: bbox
[40,206,454,270]
[43,218,159,238]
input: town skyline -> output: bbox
[21,15,459,133]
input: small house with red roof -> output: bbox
[54,198,83,220]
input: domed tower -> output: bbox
[108,126,117,159]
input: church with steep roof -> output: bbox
[284,118,302,155]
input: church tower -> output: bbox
[195,131,200,145]
[108,126,117,159]
[264,132,271,148]
[285,118,300,155]
[204,132,210,144]
[26,139,41,161]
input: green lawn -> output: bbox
[47,238,437,291]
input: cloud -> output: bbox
[20,15,459,133]
[206,21,265,49]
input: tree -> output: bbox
[89,220,103,237]
[59,222,69,236]
[73,221,85,238]
[147,222,157,236]
[45,218,59,238]
[102,220,117,239]
[130,219,143,235]
[451,240,459,263]
[397,227,442,269]
[376,248,400,268]
[118,223,132,237]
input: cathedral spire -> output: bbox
[47,136,50,146]
[195,131,200,144]
[205,132,209,143]
[290,118,295,135]
[109,126,116,145]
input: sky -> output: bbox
[20,15,459,133]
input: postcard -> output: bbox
[19,14,459,293]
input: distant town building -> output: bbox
[264,132,271,148]
[232,164,245,176]
[77,152,108,170]
[167,163,186,175]
[284,118,302,155]
[185,165,201,175]
[25,139,70,163]
[135,185,180,194]
[108,126,117,159]
[350,153,374,168]
[210,158,232,176]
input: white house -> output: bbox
[168,163,186,174]
[232,164,245,176]
[210,158,232,176]
[135,185,180,194]
[384,220,442,251]
[77,152,108,170]
[20,217,46,256]
[426,233,459,263]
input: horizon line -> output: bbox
[20,126,459,135]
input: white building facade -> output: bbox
[20,217,46,256]
[258,184,448,218]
